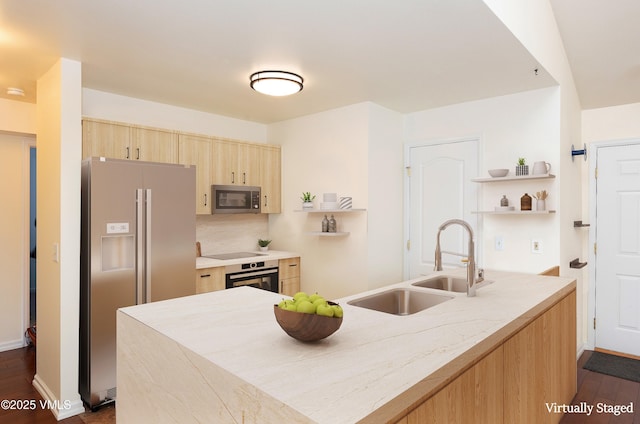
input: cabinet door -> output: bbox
[196,267,225,293]
[211,139,239,185]
[82,120,131,160]
[403,346,504,424]
[238,143,260,186]
[133,127,178,163]
[179,135,212,214]
[260,145,281,213]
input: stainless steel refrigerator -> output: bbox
[79,157,196,409]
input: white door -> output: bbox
[595,143,640,356]
[408,139,478,278]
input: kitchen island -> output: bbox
[116,269,576,423]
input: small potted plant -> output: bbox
[258,239,272,252]
[516,158,529,176]
[301,192,316,209]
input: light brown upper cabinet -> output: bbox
[178,134,212,214]
[211,139,260,186]
[82,119,178,163]
[260,145,281,214]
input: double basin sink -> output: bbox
[347,275,493,316]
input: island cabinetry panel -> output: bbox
[82,119,178,163]
[279,257,300,296]
[396,289,576,424]
[403,346,503,424]
[196,266,225,293]
[503,290,576,424]
[178,134,212,214]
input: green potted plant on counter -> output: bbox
[258,239,272,252]
[301,192,316,209]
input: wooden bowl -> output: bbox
[273,301,343,342]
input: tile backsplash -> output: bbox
[196,214,269,255]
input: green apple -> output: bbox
[309,293,324,303]
[277,299,287,309]
[312,298,327,308]
[316,303,334,317]
[293,291,309,302]
[331,304,344,318]
[296,300,316,314]
[284,300,298,312]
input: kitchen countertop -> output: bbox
[196,249,300,269]
[117,269,575,423]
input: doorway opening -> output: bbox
[29,146,36,328]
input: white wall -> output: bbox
[0,133,33,351]
[82,88,267,142]
[267,102,404,299]
[405,87,562,273]
[0,98,37,135]
[34,58,84,419]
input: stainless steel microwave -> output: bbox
[211,185,261,214]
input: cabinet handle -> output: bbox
[136,147,140,160]
[264,195,268,207]
[200,274,211,278]
[243,172,246,184]
[231,171,235,184]
[289,264,298,267]
[204,193,207,206]
[126,147,130,159]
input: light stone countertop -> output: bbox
[196,249,300,269]
[118,269,575,423]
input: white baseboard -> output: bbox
[32,373,85,419]
[0,338,26,352]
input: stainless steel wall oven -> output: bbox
[225,259,279,292]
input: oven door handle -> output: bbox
[228,268,278,280]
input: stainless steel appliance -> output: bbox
[201,252,279,292]
[225,259,279,292]
[211,184,261,214]
[79,157,196,409]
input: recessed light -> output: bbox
[7,87,25,96]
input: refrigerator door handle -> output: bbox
[136,189,145,305]
[144,189,152,303]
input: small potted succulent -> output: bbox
[258,239,272,252]
[301,192,316,209]
[516,158,529,176]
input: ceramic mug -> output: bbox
[532,161,551,175]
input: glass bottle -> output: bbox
[500,195,509,207]
[328,215,337,233]
[322,215,329,232]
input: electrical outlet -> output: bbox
[495,236,504,251]
[531,239,543,254]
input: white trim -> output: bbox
[0,338,26,352]
[587,137,640,352]
[403,135,483,279]
[33,374,85,419]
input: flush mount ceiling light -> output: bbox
[250,71,303,96]
[7,87,25,96]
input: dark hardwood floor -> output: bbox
[1,346,638,423]
[0,346,113,424]
[560,350,640,424]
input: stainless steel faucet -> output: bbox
[434,219,478,297]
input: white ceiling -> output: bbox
[0,1,636,124]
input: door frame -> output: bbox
[587,138,640,351]
[403,136,482,279]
